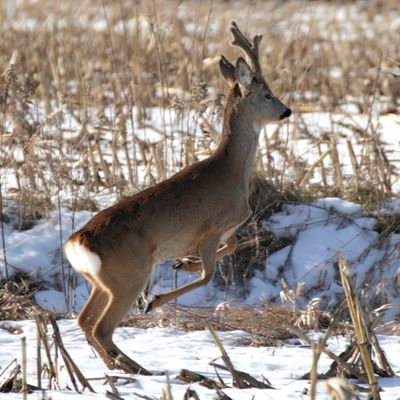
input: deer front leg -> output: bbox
[216,235,238,259]
[145,235,220,313]
[172,235,238,273]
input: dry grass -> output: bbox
[1,0,399,215]
[123,303,319,346]
[0,273,42,320]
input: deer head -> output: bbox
[219,21,291,125]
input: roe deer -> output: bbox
[64,21,291,375]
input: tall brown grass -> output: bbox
[1,0,399,214]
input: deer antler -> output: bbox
[230,21,263,79]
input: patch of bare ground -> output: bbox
[123,304,310,346]
[0,273,42,320]
[374,321,400,336]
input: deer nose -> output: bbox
[280,108,291,120]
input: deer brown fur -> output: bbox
[64,21,291,375]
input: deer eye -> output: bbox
[265,93,272,100]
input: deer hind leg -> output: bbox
[172,235,238,273]
[91,282,152,375]
[78,281,109,347]
[145,234,220,313]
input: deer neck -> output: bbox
[216,91,261,189]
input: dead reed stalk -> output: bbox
[338,255,381,400]
[21,337,27,399]
[35,314,94,393]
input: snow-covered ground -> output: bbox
[0,319,399,399]
[1,197,400,323]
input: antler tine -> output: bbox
[230,21,252,49]
[252,34,262,60]
[230,21,263,78]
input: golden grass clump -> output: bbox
[122,303,298,345]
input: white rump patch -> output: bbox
[64,240,101,276]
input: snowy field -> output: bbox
[0,319,400,399]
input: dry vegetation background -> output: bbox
[0,0,399,295]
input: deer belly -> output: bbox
[152,232,199,262]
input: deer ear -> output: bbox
[219,55,236,85]
[235,57,253,89]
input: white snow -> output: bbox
[0,319,399,399]
[261,198,400,319]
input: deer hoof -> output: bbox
[114,354,153,376]
[172,259,184,270]
[172,256,201,271]
[144,295,160,314]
